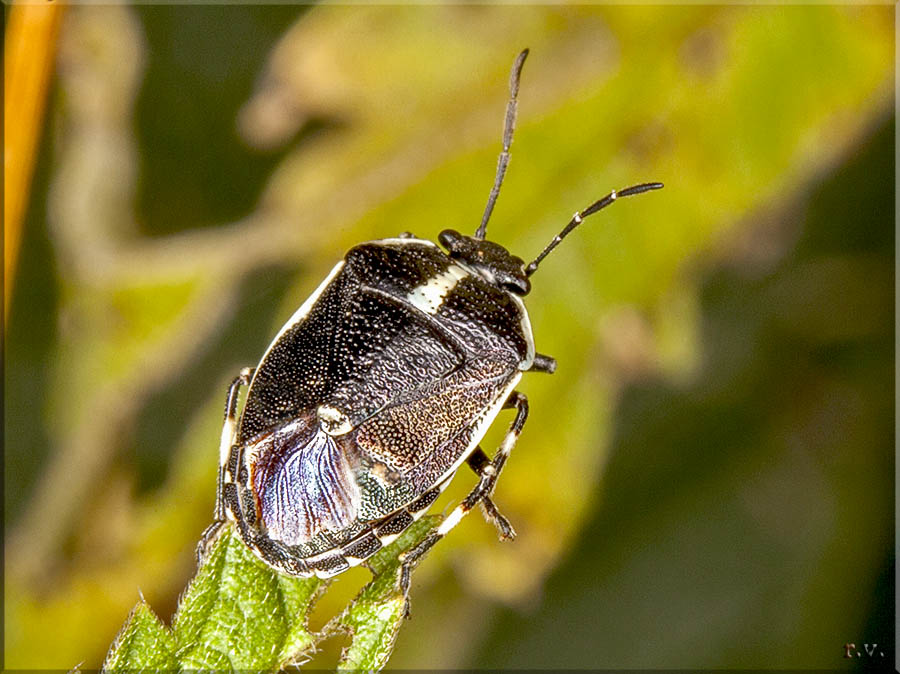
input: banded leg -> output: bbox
[198,367,254,559]
[399,391,529,598]
[467,448,515,541]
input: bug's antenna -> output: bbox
[475,48,529,240]
[525,182,664,277]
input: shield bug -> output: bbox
[201,49,662,580]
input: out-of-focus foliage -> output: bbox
[472,116,895,670]
[5,5,893,670]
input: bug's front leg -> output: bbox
[197,366,254,560]
[398,391,529,601]
[529,352,557,374]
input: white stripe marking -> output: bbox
[511,291,535,370]
[219,416,236,468]
[363,237,438,248]
[405,264,469,315]
[437,507,466,536]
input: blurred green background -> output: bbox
[5,5,894,670]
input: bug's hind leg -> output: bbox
[198,367,254,560]
[399,391,529,600]
[467,448,516,541]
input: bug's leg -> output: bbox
[466,448,516,540]
[198,367,254,560]
[399,391,529,604]
[529,353,557,374]
[215,366,255,521]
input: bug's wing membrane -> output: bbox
[248,413,361,547]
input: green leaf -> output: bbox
[103,601,177,669]
[171,524,323,669]
[330,516,441,672]
[103,524,323,670]
[103,518,443,671]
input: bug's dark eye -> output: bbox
[438,229,464,255]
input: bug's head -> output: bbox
[438,229,531,295]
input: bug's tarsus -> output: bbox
[476,48,529,241]
[525,181,664,277]
[197,522,224,564]
[480,494,517,541]
[467,447,517,540]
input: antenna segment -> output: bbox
[476,48,529,240]
[525,182,664,277]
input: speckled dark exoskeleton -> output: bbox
[200,49,662,581]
